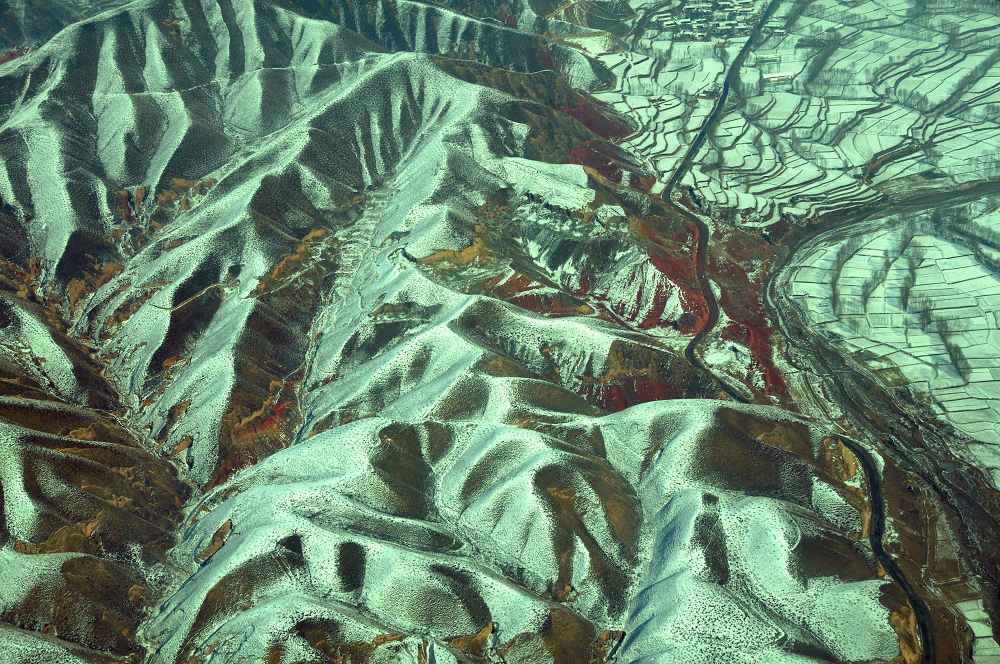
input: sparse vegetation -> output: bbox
[831,235,865,315]
[937,316,973,382]
[898,250,924,312]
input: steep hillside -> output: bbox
[0,1,996,662]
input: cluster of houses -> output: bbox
[655,0,760,41]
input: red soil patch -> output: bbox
[583,371,685,412]
[0,47,28,65]
[483,272,596,317]
[708,224,790,402]
[630,175,657,193]
[630,215,708,335]
[568,143,623,183]
[560,96,634,141]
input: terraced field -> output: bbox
[0,0,999,663]
[783,199,1000,473]
[586,0,1000,225]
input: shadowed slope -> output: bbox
[0,1,982,662]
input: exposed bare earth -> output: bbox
[0,1,998,663]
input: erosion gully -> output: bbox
[674,189,941,661]
[763,189,1000,664]
[643,2,939,660]
[676,185,947,658]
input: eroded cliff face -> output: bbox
[0,1,996,662]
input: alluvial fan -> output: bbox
[0,0,999,662]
